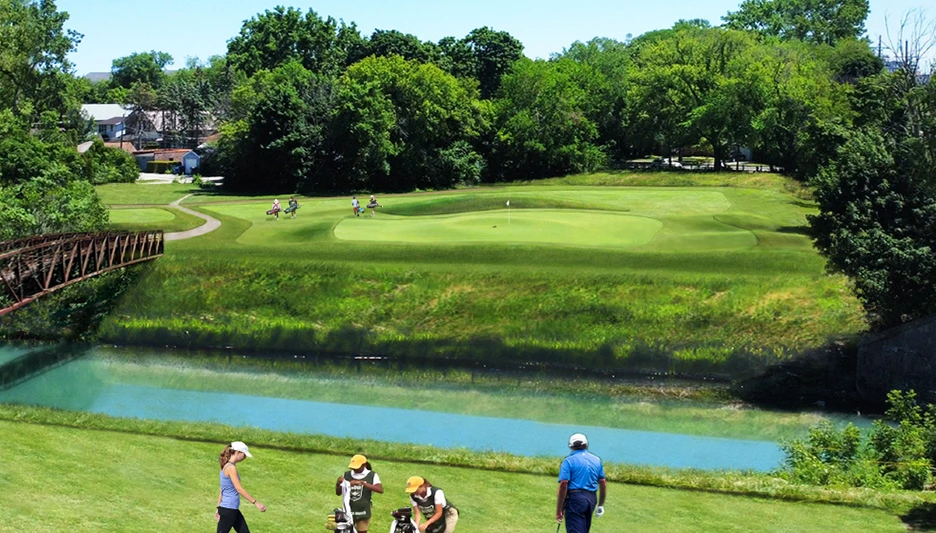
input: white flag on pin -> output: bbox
[506,200,510,206]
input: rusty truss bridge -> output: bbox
[0,231,164,316]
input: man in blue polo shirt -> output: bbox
[556,433,606,533]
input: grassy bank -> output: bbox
[1,405,928,533]
[87,172,865,376]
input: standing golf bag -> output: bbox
[390,508,418,533]
[325,508,354,531]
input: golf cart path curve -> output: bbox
[164,195,221,241]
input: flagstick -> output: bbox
[507,200,510,225]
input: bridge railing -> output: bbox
[0,230,164,316]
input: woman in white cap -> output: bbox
[216,441,266,532]
[366,195,382,217]
[335,454,383,533]
[405,476,458,533]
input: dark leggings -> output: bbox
[217,507,250,533]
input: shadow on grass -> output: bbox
[777,225,811,236]
[902,502,936,532]
[97,320,801,381]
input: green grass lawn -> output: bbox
[107,207,206,233]
[88,173,865,375]
[1,419,912,533]
[96,182,200,206]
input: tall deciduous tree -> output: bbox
[557,38,631,161]
[810,71,936,328]
[462,27,524,99]
[226,6,362,78]
[330,55,487,191]
[628,25,761,169]
[218,61,336,193]
[0,0,81,118]
[110,50,173,89]
[357,29,438,64]
[749,40,852,177]
[491,58,605,180]
[723,0,869,46]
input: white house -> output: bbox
[81,104,131,141]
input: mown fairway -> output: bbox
[92,173,865,375]
[2,419,910,533]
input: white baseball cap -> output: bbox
[231,441,253,458]
[568,433,588,448]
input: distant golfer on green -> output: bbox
[352,196,361,217]
[216,441,266,533]
[367,195,382,217]
[335,454,383,533]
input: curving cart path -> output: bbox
[163,195,221,241]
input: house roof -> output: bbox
[83,72,112,83]
[97,117,125,125]
[81,104,130,122]
[134,149,197,161]
[103,142,137,154]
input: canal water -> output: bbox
[0,349,787,471]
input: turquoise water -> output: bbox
[0,357,785,471]
[0,345,31,366]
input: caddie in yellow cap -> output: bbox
[404,476,459,533]
[335,454,383,533]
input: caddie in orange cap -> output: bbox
[335,454,383,533]
[405,476,459,533]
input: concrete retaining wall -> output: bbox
[857,314,936,405]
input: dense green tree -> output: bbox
[749,40,853,177]
[723,0,869,46]
[80,138,139,184]
[809,77,936,327]
[0,111,109,239]
[357,29,438,63]
[462,27,524,99]
[218,61,336,193]
[0,0,81,119]
[628,25,761,169]
[556,38,630,161]
[226,6,362,78]
[330,55,487,191]
[109,50,172,89]
[823,38,884,84]
[490,58,605,180]
[810,130,936,328]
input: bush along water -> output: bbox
[780,390,936,490]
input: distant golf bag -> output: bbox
[284,204,300,214]
[266,207,281,216]
[390,508,418,533]
[325,508,354,532]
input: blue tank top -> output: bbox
[220,464,240,509]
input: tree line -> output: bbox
[74,2,893,192]
[2,0,935,329]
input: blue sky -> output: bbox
[57,0,932,74]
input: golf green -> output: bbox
[334,209,664,247]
